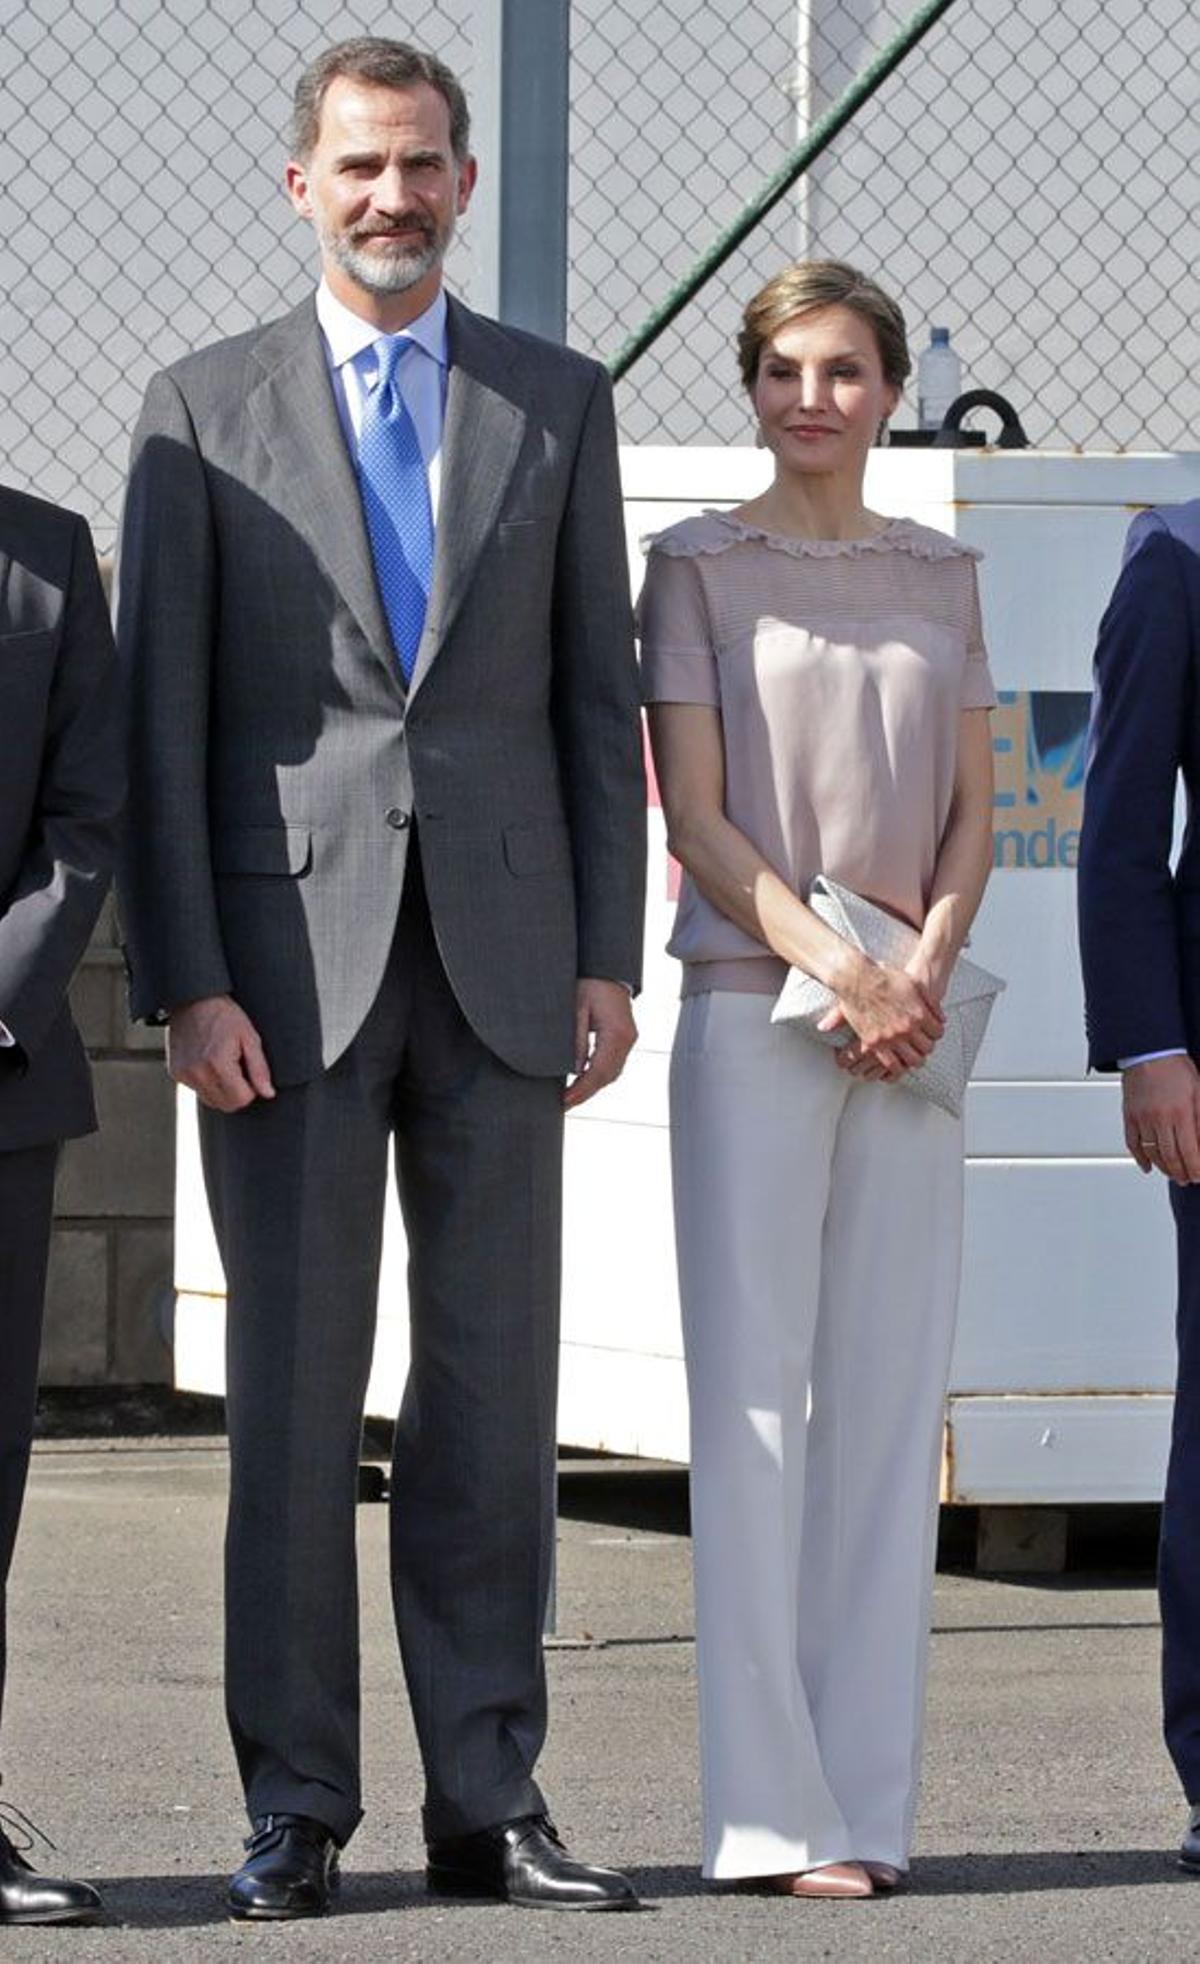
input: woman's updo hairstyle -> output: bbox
[737,260,911,394]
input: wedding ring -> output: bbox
[1139,1136,1158,1147]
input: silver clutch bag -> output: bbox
[770,875,1005,1118]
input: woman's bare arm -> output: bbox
[648,701,943,1070]
[840,707,994,1078]
[915,707,996,991]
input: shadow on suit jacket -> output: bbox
[116,297,646,1087]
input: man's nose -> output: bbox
[372,165,412,212]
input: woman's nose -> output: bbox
[798,371,824,410]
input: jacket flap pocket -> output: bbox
[214,825,312,877]
[0,628,54,656]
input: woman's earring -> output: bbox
[754,423,766,449]
[876,419,891,447]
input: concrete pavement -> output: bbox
[2,1439,1195,1961]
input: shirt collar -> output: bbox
[316,278,449,372]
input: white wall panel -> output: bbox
[947,1394,1172,1504]
[954,1161,1176,1393]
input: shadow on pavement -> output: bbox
[89,1870,431,1927]
[625,1864,707,1898]
[910,1849,1190,1893]
[557,1463,690,1536]
[91,1870,670,1927]
[76,1849,1198,1924]
[625,1851,1193,1899]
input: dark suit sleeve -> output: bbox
[549,364,647,990]
[0,516,123,1065]
[116,370,233,1020]
[1078,510,1193,1069]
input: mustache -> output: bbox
[351,217,436,245]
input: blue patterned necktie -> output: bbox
[356,335,435,684]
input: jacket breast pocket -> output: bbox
[213,825,313,877]
[496,515,555,545]
[503,821,572,879]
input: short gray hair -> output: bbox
[290,38,471,164]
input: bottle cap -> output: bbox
[931,326,950,345]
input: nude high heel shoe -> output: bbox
[762,1861,874,1898]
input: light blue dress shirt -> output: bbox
[315,278,448,521]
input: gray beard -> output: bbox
[322,223,449,297]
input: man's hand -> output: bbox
[564,979,637,1111]
[1122,1055,1200,1183]
[166,994,275,1113]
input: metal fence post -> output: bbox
[498,0,570,342]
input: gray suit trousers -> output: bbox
[198,843,564,1844]
[0,1142,59,1731]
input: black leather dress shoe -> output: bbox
[426,1812,638,1910]
[1180,1809,1200,1872]
[227,1814,340,1920]
[0,1829,103,1925]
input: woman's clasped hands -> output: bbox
[818,947,945,1081]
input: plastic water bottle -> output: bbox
[917,327,962,432]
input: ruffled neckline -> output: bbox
[644,509,982,563]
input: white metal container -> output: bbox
[173,445,1200,1501]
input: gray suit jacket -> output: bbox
[117,296,645,1084]
[0,489,123,1149]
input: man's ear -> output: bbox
[285,159,314,220]
[455,154,479,218]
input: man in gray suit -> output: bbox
[118,38,645,1920]
[0,490,121,1926]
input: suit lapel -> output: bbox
[247,301,398,686]
[407,296,525,700]
[246,296,527,702]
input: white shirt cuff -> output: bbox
[0,1021,14,1047]
[1119,1049,1188,1069]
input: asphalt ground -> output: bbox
[3,1440,1196,1962]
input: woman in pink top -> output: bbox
[640,262,996,1899]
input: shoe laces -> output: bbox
[243,1816,286,1856]
[243,1814,328,1856]
[529,1813,564,1850]
[0,1799,58,1859]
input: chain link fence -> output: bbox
[570,0,1200,453]
[2,0,1199,544]
[0,0,476,549]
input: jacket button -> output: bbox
[385,807,410,830]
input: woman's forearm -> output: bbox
[915,708,995,990]
[667,806,864,995]
[918,808,993,988]
[672,804,945,1066]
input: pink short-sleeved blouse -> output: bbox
[637,509,997,997]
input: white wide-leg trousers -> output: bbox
[671,991,965,1879]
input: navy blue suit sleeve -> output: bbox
[0,517,123,1064]
[1079,510,1193,1070]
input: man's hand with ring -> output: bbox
[1122,1055,1200,1183]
